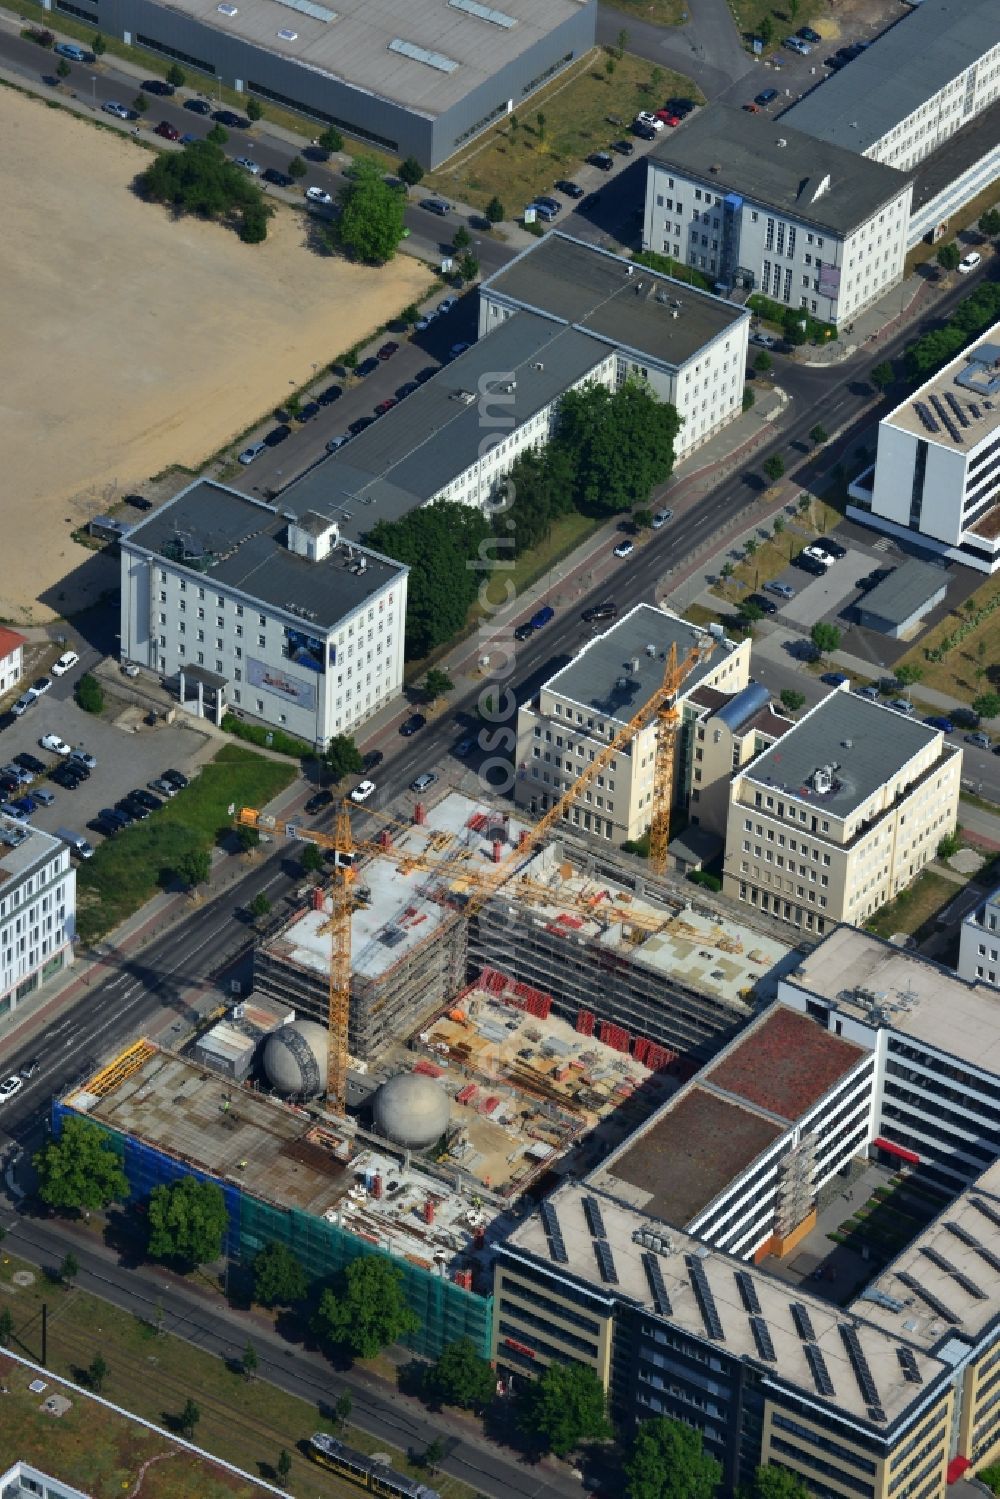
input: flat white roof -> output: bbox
[885,322,1000,457]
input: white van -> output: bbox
[56,828,94,859]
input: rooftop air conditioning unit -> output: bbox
[277,26,297,38]
[218,3,237,14]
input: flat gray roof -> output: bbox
[859,559,948,625]
[648,105,909,236]
[885,318,1000,456]
[542,604,733,726]
[0,816,62,889]
[741,690,941,820]
[122,482,406,631]
[281,313,605,542]
[482,233,747,369]
[147,0,590,116]
[784,0,1000,154]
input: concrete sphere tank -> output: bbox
[261,1021,328,1098]
[373,1073,450,1149]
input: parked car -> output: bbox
[613,540,635,558]
[754,88,779,106]
[162,769,189,790]
[764,580,796,600]
[375,398,398,416]
[349,416,374,436]
[264,424,291,447]
[297,401,320,422]
[234,156,260,174]
[399,714,426,737]
[50,766,82,790]
[746,593,777,615]
[554,179,584,199]
[396,381,419,400]
[958,252,983,275]
[102,101,133,120]
[411,772,437,794]
[0,1076,23,1103]
[582,601,616,623]
[318,384,342,406]
[514,623,534,641]
[530,606,555,630]
[155,120,181,140]
[32,788,55,807]
[213,110,249,128]
[750,332,777,348]
[822,672,851,687]
[326,435,349,453]
[363,750,384,772]
[18,1058,40,1079]
[633,123,658,141]
[40,734,71,756]
[305,789,333,815]
[54,42,88,60]
[802,545,834,567]
[377,341,400,361]
[634,112,664,132]
[350,779,377,803]
[421,198,450,216]
[15,753,46,776]
[855,685,880,701]
[588,151,614,170]
[148,778,177,798]
[305,186,333,205]
[32,678,51,697]
[655,110,682,127]
[263,167,294,188]
[812,537,847,560]
[355,357,380,377]
[528,200,558,222]
[238,441,267,465]
[889,699,914,715]
[11,691,37,717]
[142,78,175,96]
[797,26,821,42]
[612,139,635,156]
[454,735,477,759]
[966,732,992,749]
[437,296,458,316]
[51,651,79,677]
[652,510,673,528]
[925,716,955,733]
[783,35,812,53]
[184,98,213,115]
[125,494,153,511]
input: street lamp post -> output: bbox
[91,75,97,110]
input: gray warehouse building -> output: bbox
[855,557,948,639]
[51,0,595,166]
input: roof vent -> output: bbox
[777,137,787,148]
[218,3,237,13]
[628,657,640,672]
[812,172,831,201]
[616,676,628,689]
[277,25,297,38]
[530,361,544,371]
[709,162,721,174]
[645,643,657,657]
[842,739,853,750]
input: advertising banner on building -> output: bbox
[247,657,316,711]
[817,263,841,300]
[284,627,330,673]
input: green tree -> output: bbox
[759,13,774,45]
[75,674,104,714]
[742,386,755,411]
[166,62,186,87]
[772,516,785,535]
[398,155,424,186]
[520,1362,610,1457]
[616,26,629,57]
[452,224,472,251]
[236,824,260,854]
[625,1416,721,1499]
[979,208,1000,238]
[207,123,228,146]
[0,1307,12,1346]
[555,380,681,520]
[335,156,406,264]
[424,668,454,703]
[423,1438,446,1475]
[720,562,734,580]
[248,891,271,921]
[744,537,758,557]
[147,1176,227,1266]
[459,252,479,282]
[335,1390,353,1427]
[485,195,505,224]
[242,1339,258,1381]
[937,828,962,859]
[937,241,961,272]
[973,692,1000,719]
[133,91,149,115]
[895,663,923,689]
[253,1241,308,1307]
[509,112,518,134]
[318,125,344,153]
[368,502,491,659]
[177,847,211,891]
[300,842,324,875]
[604,56,616,80]
[650,65,664,94]
[88,1352,108,1394]
[870,359,895,392]
[179,1397,200,1439]
[245,97,263,122]
[312,1257,419,1359]
[34,1117,129,1213]
[536,110,547,139]
[809,423,828,445]
[780,689,806,713]
[632,507,653,531]
[140,138,269,242]
[752,1465,810,1499]
[56,58,70,80]
[324,733,364,782]
[277,1449,292,1487]
[288,155,307,179]
[60,1252,79,1287]
[427,1337,495,1411]
[811,621,842,657]
[91,32,106,55]
[739,601,764,627]
[753,350,773,374]
[763,454,785,484]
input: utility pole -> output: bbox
[41,1303,47,1367]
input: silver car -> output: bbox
[764,580,796,600]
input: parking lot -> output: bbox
[0,688,213,851]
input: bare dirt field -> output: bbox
[0,87,429,623]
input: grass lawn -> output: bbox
[424,50,700,214]
[601,0,687,26]
[75,745,295,943]
[729,0,830,50]
[866,870,959,941]
[895,572,1000,708]
[962,789,1000,814]
[0,1250,474,1498]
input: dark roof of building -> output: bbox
[543,604,731,726]
[481,233,747,368]
[741,690,941,819]
[784,0,1000,154]
[607,1086,785,1225]
[121,481,406,631]
[277,312,605,543]
[648,106,910,235]
[858,558,948,626]
[910,100,1000,217]
[706,1005,864,1121]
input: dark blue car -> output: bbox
[924,716,955,734]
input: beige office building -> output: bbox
[724,689,961,937]
[513,605,750,844]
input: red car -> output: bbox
[155,120,181,140]
[377,341,400,361]
[655,109,681,127]
[374,398,398,415]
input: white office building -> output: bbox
[119,484,408,747]
[848,325,1000,572]
[479,233,751,456]
[958,885,1000,988]
[784,0,1000,175]
[643,107,912,328]
[0,815,76,1021]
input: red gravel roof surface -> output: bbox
[706,1005,864,1121]
[609,1086,785,1225]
